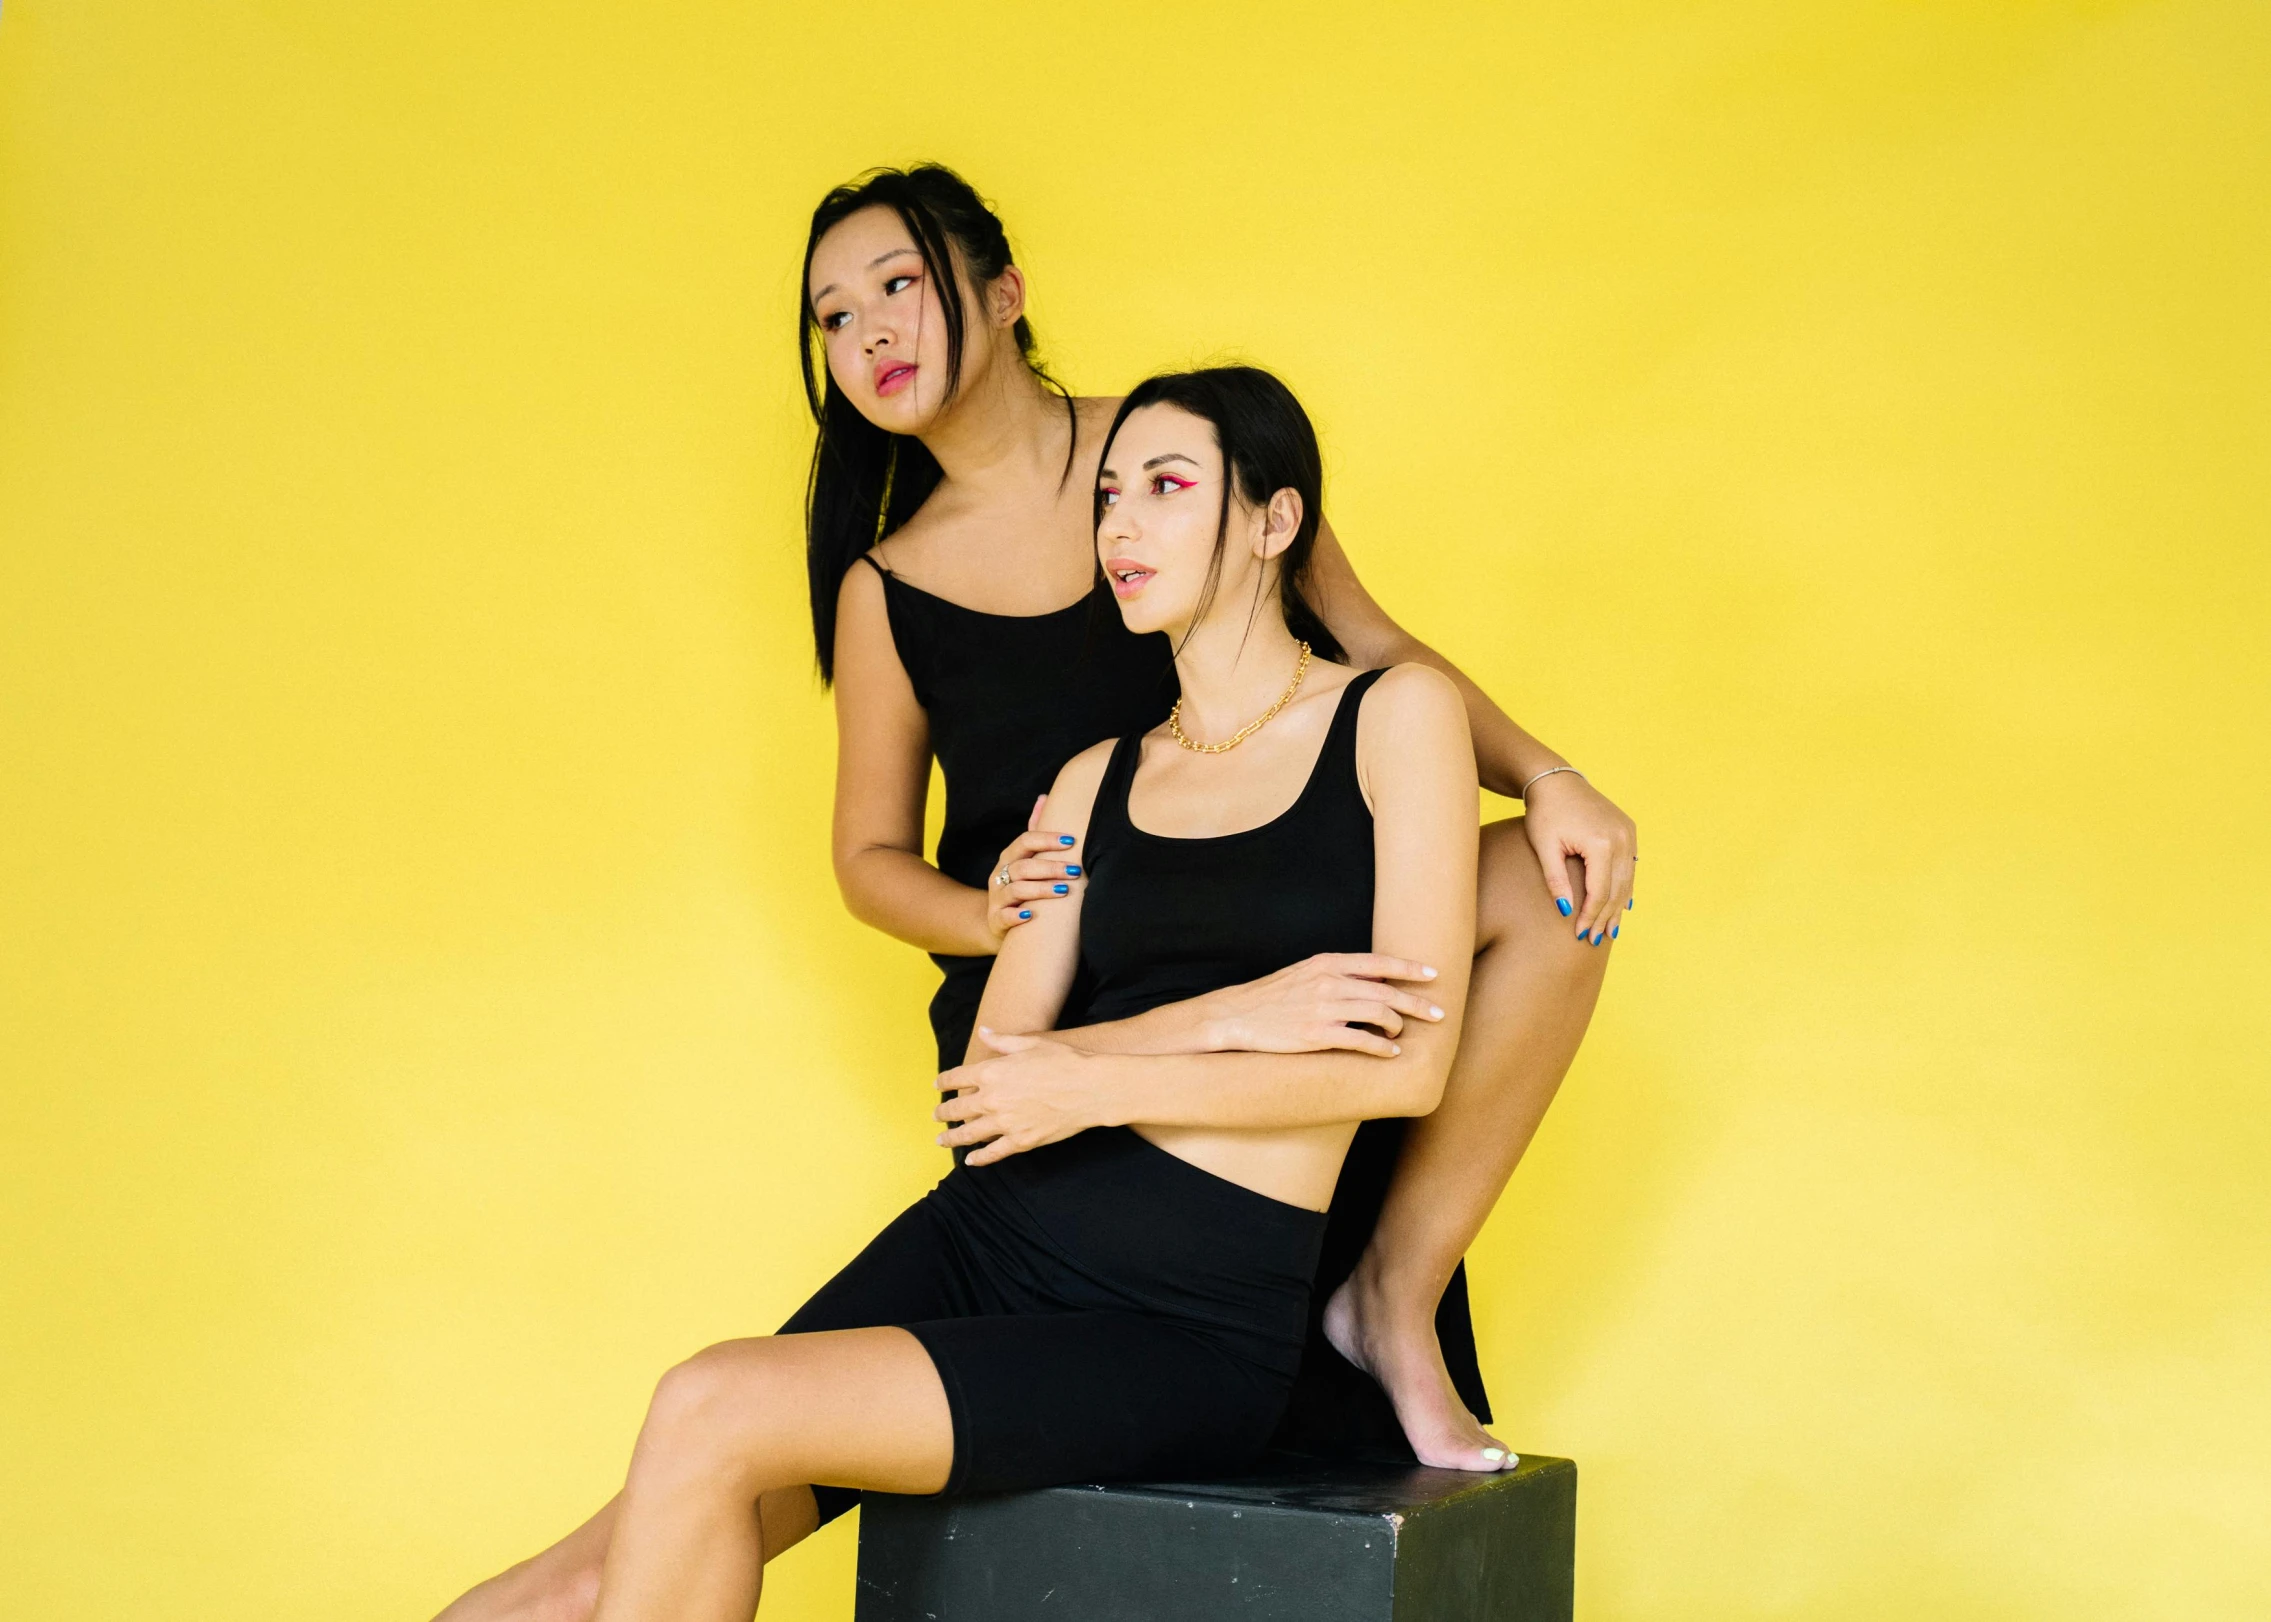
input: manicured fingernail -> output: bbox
[1058,836,1075,846]
[1065,865,1081,876]
[1053,883,1068,894]
[1481,1447,1506,1461]
[1428,1006,1443,1019]
[1611,925,1619,939]
[1017,909,1031,919]
[1627,897,1634,909]
[1390,1043,1402,1055]
[1592,931,1604,947]
[1421,965,1438,979]
[1555,898,1572,917]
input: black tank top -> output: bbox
[862,556,1175,1066]
[1075,666,1491,1451]
[1079,668,1384,1023]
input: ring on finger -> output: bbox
[996,867,1012,887]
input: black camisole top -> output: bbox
[1078,668,1384,1025]
[1076,666,1493,1451]
[862,556,1175,1067]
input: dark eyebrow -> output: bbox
[810,248,923,306]
[1142,453,1200,471]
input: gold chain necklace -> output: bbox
[1167,642,1313,754]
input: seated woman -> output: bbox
[432,366,1482,1622]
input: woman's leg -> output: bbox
[430,1495,619,1622]
[436,1191,987,1622]
[589,1326,950,1622]
[430,1490,820,1622]
[1324,815,1610,1468]
[431,1327,945,1622]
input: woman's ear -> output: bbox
[989,264,1029,330]
[1254,487,1303,561]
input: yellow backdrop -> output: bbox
[3,2,2266,1617]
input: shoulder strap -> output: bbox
[1330,667,1390,746]
[1315,666,1390,792]
[1084,730,1146,854]
[853,551,929,706]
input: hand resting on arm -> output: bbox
[936,665,1480,1167]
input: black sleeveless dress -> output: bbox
[864,558,1176,1069]
[861,562,1491,1466]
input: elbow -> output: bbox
[830,850,863,913]
[832,847,891,930]
[1383,1057,1451,1119]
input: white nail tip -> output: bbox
[1390,1043,1402,1055]
[1480,1448,1505,1460]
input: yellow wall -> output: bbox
[3,3,2265,1617]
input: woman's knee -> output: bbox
[638,1340,782,1491]
[1475,817,1586,951]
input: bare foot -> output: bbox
[1322,1261,1517,1472]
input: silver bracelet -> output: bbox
[1518,765,1586,798]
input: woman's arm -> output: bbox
[1043,951,1446,1059]
[830,561,1078,956]
[951,745,1111,1070]
[939,666,1479,1162]
[1306,517,1637,940]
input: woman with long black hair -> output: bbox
[812,165,1635,1474]
[436,368,1492,1622]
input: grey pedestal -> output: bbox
[854,1454,1577,1622]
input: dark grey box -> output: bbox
[855,1455,1577,1622]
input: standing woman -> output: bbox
[812,165,1637,1472]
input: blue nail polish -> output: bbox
[1627,897,1634,909]
[1059,836,1075,846]
[1065,865,1081,876]
[1555,897,1572,917]
[1611,925,1620,939]
[1053,883,1068,894]
[1017,909,1031,920]
[1592,931,1604,947]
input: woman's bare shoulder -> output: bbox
[1030,737,1119,843]
[1361,664,1470,751]
[1353,664,1476,818]
[1053,735,1119,799]
[1371,660,1461,705]
[867,493,961,575]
